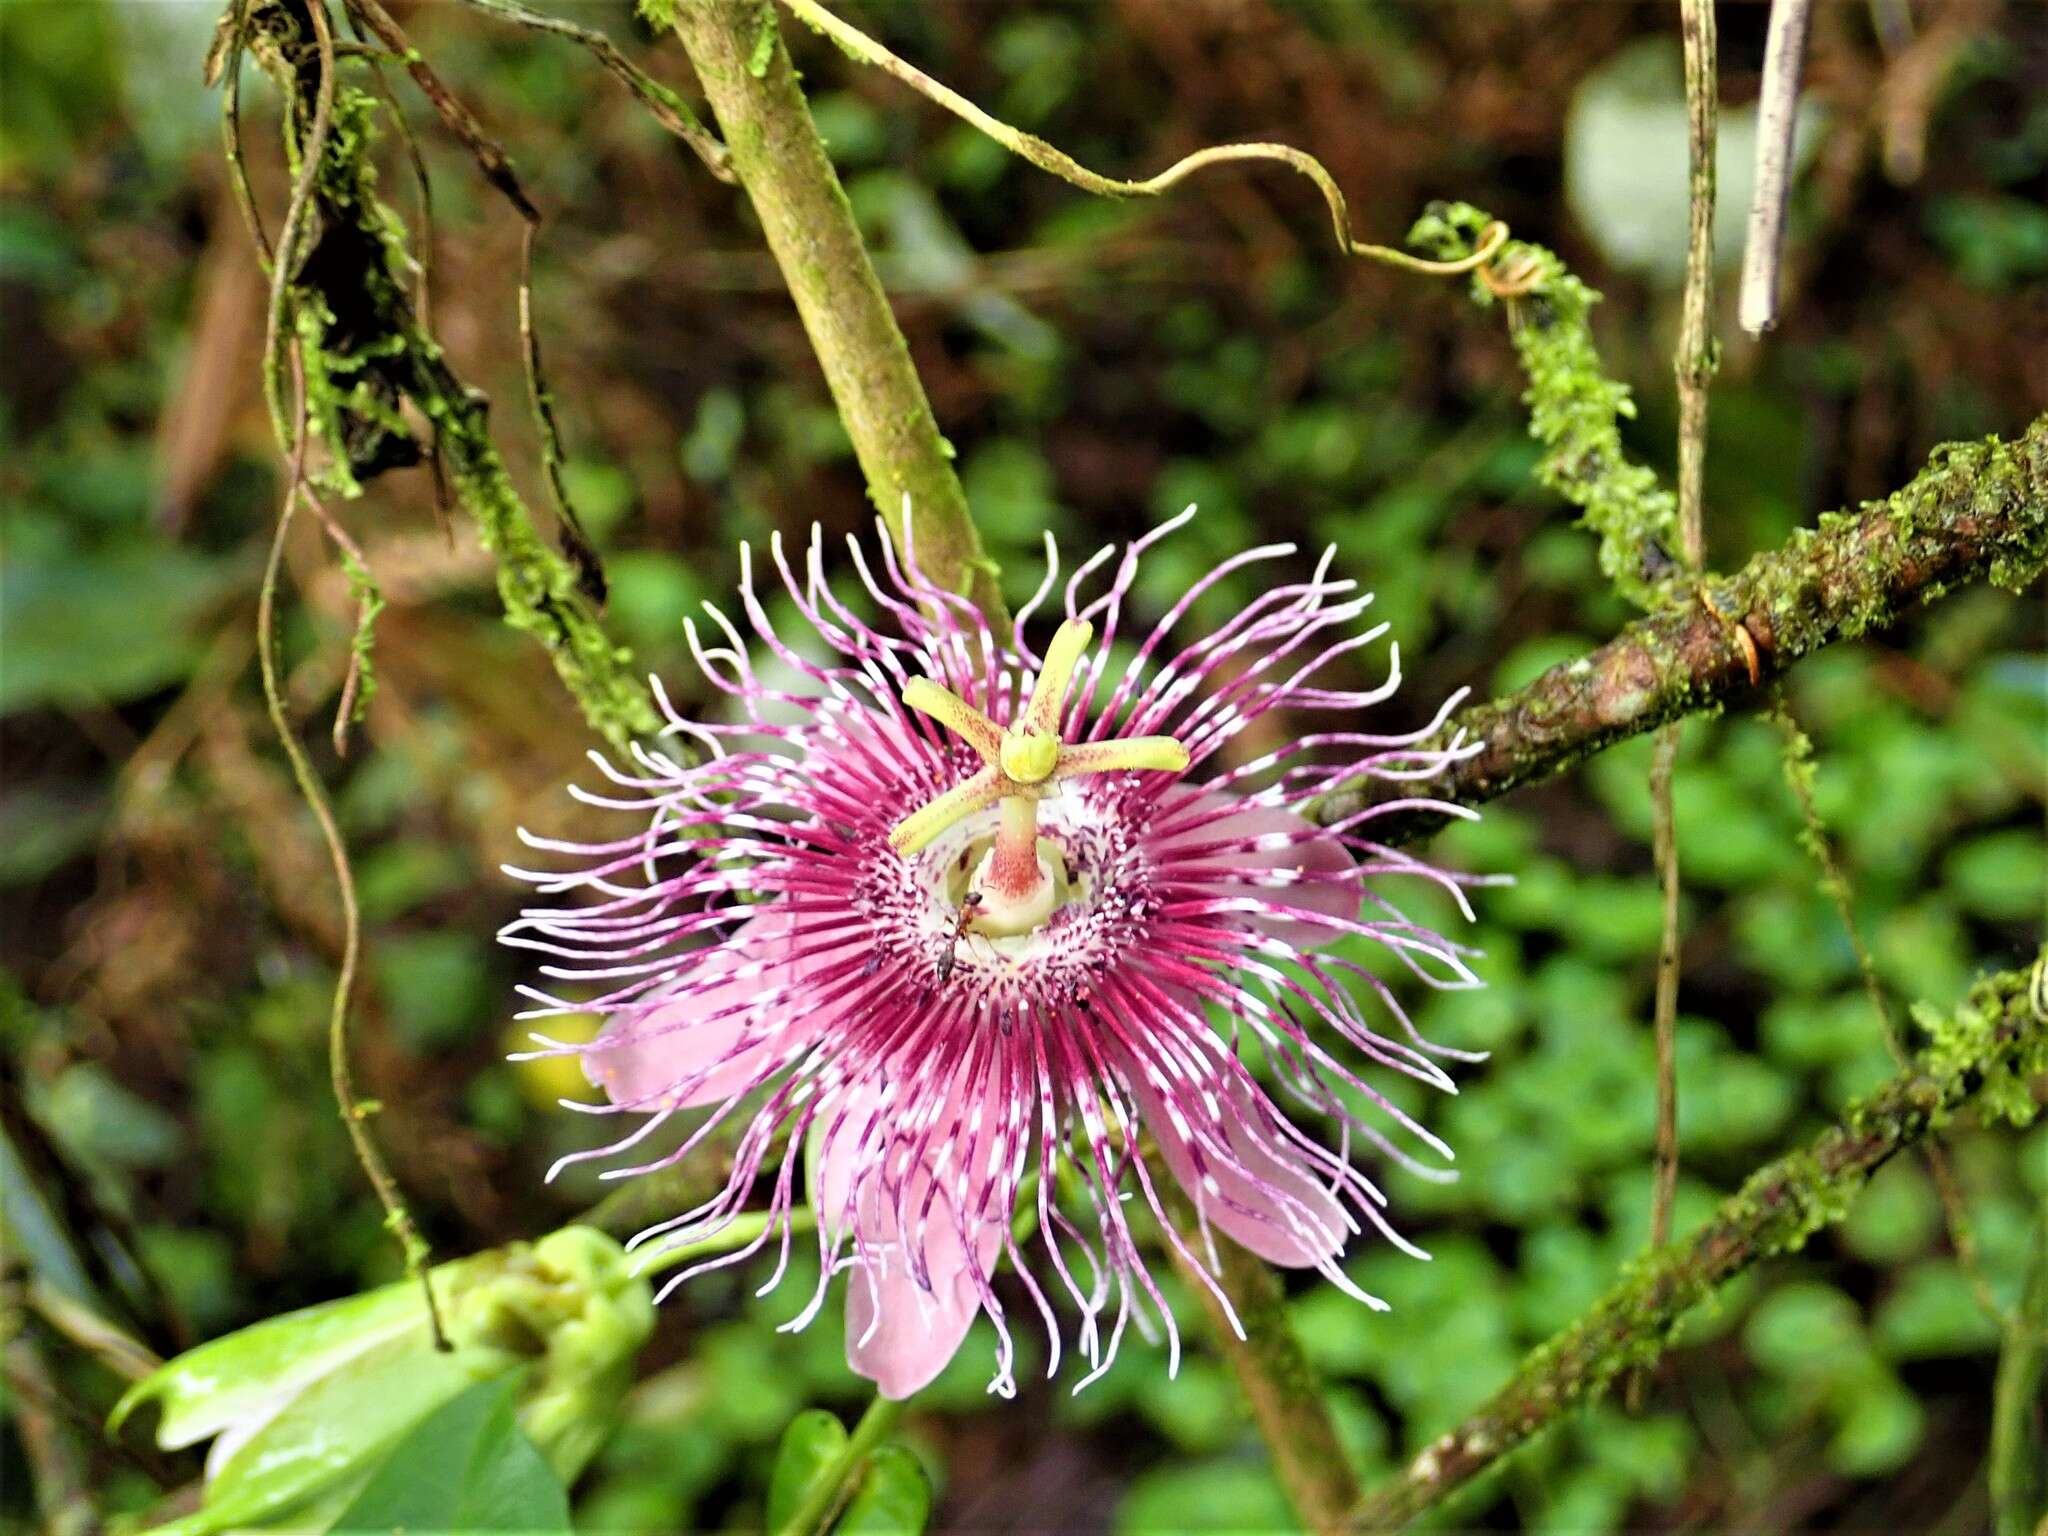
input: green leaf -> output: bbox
[111,1281,434,1451]
[768,1408,849,1534]
[329,1376,571,1534]
[837,1444,932,1535]
[1872,1261,2004,1360]
[0,542,239,714]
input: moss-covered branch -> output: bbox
[1315,411,2048,840]
[654,0,1005,627]
[239,0,657,745]
[1348,958,2048,1530]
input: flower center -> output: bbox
[889,618,1189,938]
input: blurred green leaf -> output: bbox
[1941,829,2047,921]
[1872,1261,2003,1359]
[0,542,238,714]
[1117,1457,1294,1534]
[330,1375,571,1534]
[374,932,492,1052]
[1743,1281,1865,1377]
[1925,193,2048,289]
[837,1443,932,1535]
[1842,1157,1941,1265]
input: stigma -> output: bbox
[889,618,1189,937]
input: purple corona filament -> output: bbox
[502,508,1488,1400]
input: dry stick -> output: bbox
[1740,0,1817,335]
[1635,0,1721,1414]
[250,0,446,1346]
[776,0,1506,282]
[1767,695,2005,1326]
[1348,959,2048,1529]
[664,0,1005,626]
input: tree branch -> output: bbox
[1348,957,2048,1529]
[659,0,1005,627]
[1314,412,2048,841]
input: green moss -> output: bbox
[1410,201,1679,610]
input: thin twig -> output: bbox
[452,0,733,180]
[1740,0,1817,334]
[209,0,274,267]
[775,0,1505,280]
[518,221,606,606]
[1635,0,1720,1412]
[343,0,607,606]
[344,0,539,219]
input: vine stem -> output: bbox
[1767,693,2004,1325]
[251,0,444,1346]
[260,354,447,1349]
[771,1394,906,1536]
[1163,1190,1360,1536]
[776,0,1506,280]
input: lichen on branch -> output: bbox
[1348,956,2048,1530]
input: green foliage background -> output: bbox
[2,2,2043,1531]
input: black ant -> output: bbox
[935,890,984,986]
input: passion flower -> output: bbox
[505,511,1484,1399]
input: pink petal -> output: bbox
[813,1073,1005,1398]
[1127,1062,1349,1269]
[1155,790,1357,948]
[584,911,833,1109]
[843,1185,1000,1399]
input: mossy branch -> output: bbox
[1315,411,2048,841]
[238,0,657,746]
[1348,958,2048,1530]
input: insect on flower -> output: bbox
[935,889,986,987]
[503,509,1489,1400]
